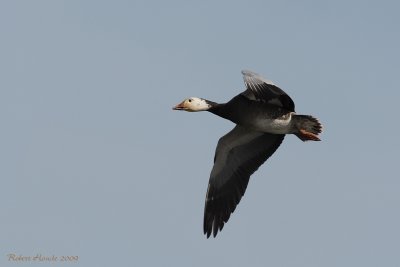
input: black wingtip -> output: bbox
[206,231,211,239]
[203,227,220,239]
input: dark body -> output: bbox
[208,94,292,130]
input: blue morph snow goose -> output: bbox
[173,70,322,238]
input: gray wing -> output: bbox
[204,125,285,238]
[241,70,295,112]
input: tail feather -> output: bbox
[292,115,323,142]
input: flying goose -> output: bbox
[173,70,322,238]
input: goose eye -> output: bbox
[188,99,192,102]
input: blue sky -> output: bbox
[2,1,400,266]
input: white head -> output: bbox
[172,97,212,112]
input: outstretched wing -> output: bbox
[204,125,285,238]
[241,70,295,112]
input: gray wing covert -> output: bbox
[241,70,295,112]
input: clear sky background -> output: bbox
[2,1,400,266]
